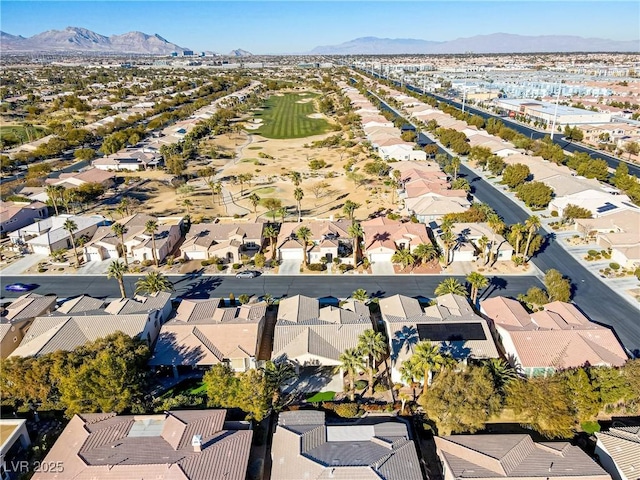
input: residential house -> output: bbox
[573,210,640,268]
[0,293,56,358]
[84,213,183,264]
[447,222,513,263]
[0,201,49,235]
[10,292,171,358]
[92,148,162,171]
[0,419,31,479]
[594,426,640,480]
[481,297,628,376]
[380,293,499,383]
[272,295,371,370]
[379,144,427,161]
[149,298,267,376]
[277,220,353,264]
[44,168,115,190]
[404,196,471,224]
[550,189,638,219]
[272,410,423,480]
[31,410,252,480]
[180,222,264,263]
[9,214,106,255]
[362,218,432,263]
[435,434,611,480]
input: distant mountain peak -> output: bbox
[309,34,639,54]
[228,49,253,57]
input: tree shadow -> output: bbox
[391,325,419,362]
[440,341,472,360]
[481,276,508,300]
[177,276,224,298]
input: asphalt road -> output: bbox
[0,274,542,304]
[369,90,640,356]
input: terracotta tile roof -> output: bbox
[32,410,251,480]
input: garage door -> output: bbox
[280,249,304,260]
[183,251,207,260]
[369,253,392,263]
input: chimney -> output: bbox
[191,434,202,453]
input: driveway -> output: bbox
[371,260,395,275]
[278,259,301,275]
[77,259,113,275]
[0,254,47,275]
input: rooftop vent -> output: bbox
[192,434,202,453]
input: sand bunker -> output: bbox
[307,113,324,119]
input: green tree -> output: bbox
[466,271,489,305]
[435,278,467,297]
[296,226,312,268]
[563,368,599,422]
[45,185,62,216]
[357,329,387,396]
[450,178,471,192]
[204,363,237,407]
[506,375,576,438]
[144,220,159,267]
[293,187,304,222]
[107,260,128,298]
[624,141,639,160]
[502,163,530,189]
[544,269,572,302]
[413,243,439,265]
[482,358,518,396]
[289,171,302,187]
[403,341,452,396]
[339,347,366,401]
[441,230,456,265]
[518,286,550,308]
[562,204,592,221]
[262,198,282,222]
[516,181,554,208]
[134,272,174,295]
[351,289,369,302]
[508,223,527,259]
[62,218,81,267]
[420,365,501,435]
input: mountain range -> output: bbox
[309,34,640,54]
[0,26,189,54]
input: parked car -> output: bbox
[235,270,260,279]
[4,283,39,292]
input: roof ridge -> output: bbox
[192,326,224,361]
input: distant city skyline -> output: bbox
[2,1,639,54]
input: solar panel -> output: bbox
[417,322,486,341]
[596,202,618,214]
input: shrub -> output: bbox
[387,213,401,220]
[307,263,327,271]
[232,263,242,270]
[216,264,226,271]
[587,250,599,257]
[142,259,153,267]
[609,262,621,270]
[550,210,559,217]
[374,383,388,393]
[339,264,353,273]
[354,380,368,390]
[38,268,46,273]
[333,403,360,418]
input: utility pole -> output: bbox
[461,85,467,113]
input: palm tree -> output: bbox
[477,235,489,264]
[264,225,278,261]
[62,219,81,267]
[487,213,505,265]
[111,223,129,269]
[144,220,159,267]
[510,223,527,259]
[348,222,363,266]
[405,340,451,396]
[338,347,366,401]
[107,260,128,298]
[134,271,174,295]
[182,199,192,215]
[214,181,223,205]
[357,329,387,396]
[296,226,311,268]
[466,271,489,305]
[237,173,252,195]
[450,156,461,180]
[483,358,518,394]
[206,178,218,207]
[523,215,541,261]
[343,200,360,224]
[262,359,296,409]
[441,230,456,265]
[413,243,439,266]
[391,249,415,271]
[289,171,302,187]
[293,188,304,222]
[434,277,467,297]
[249,193,261,214]
[351,289,369,302]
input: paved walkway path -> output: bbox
[220,186,250,216]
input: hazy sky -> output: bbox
[2,1,639,54]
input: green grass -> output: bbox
[581,421,601,434]
[252,187,276,195]
[247,146,263,150]
[306,391,336,402]
[253,93,330,139]
[0,125,48,147]
[159,379,207,399]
